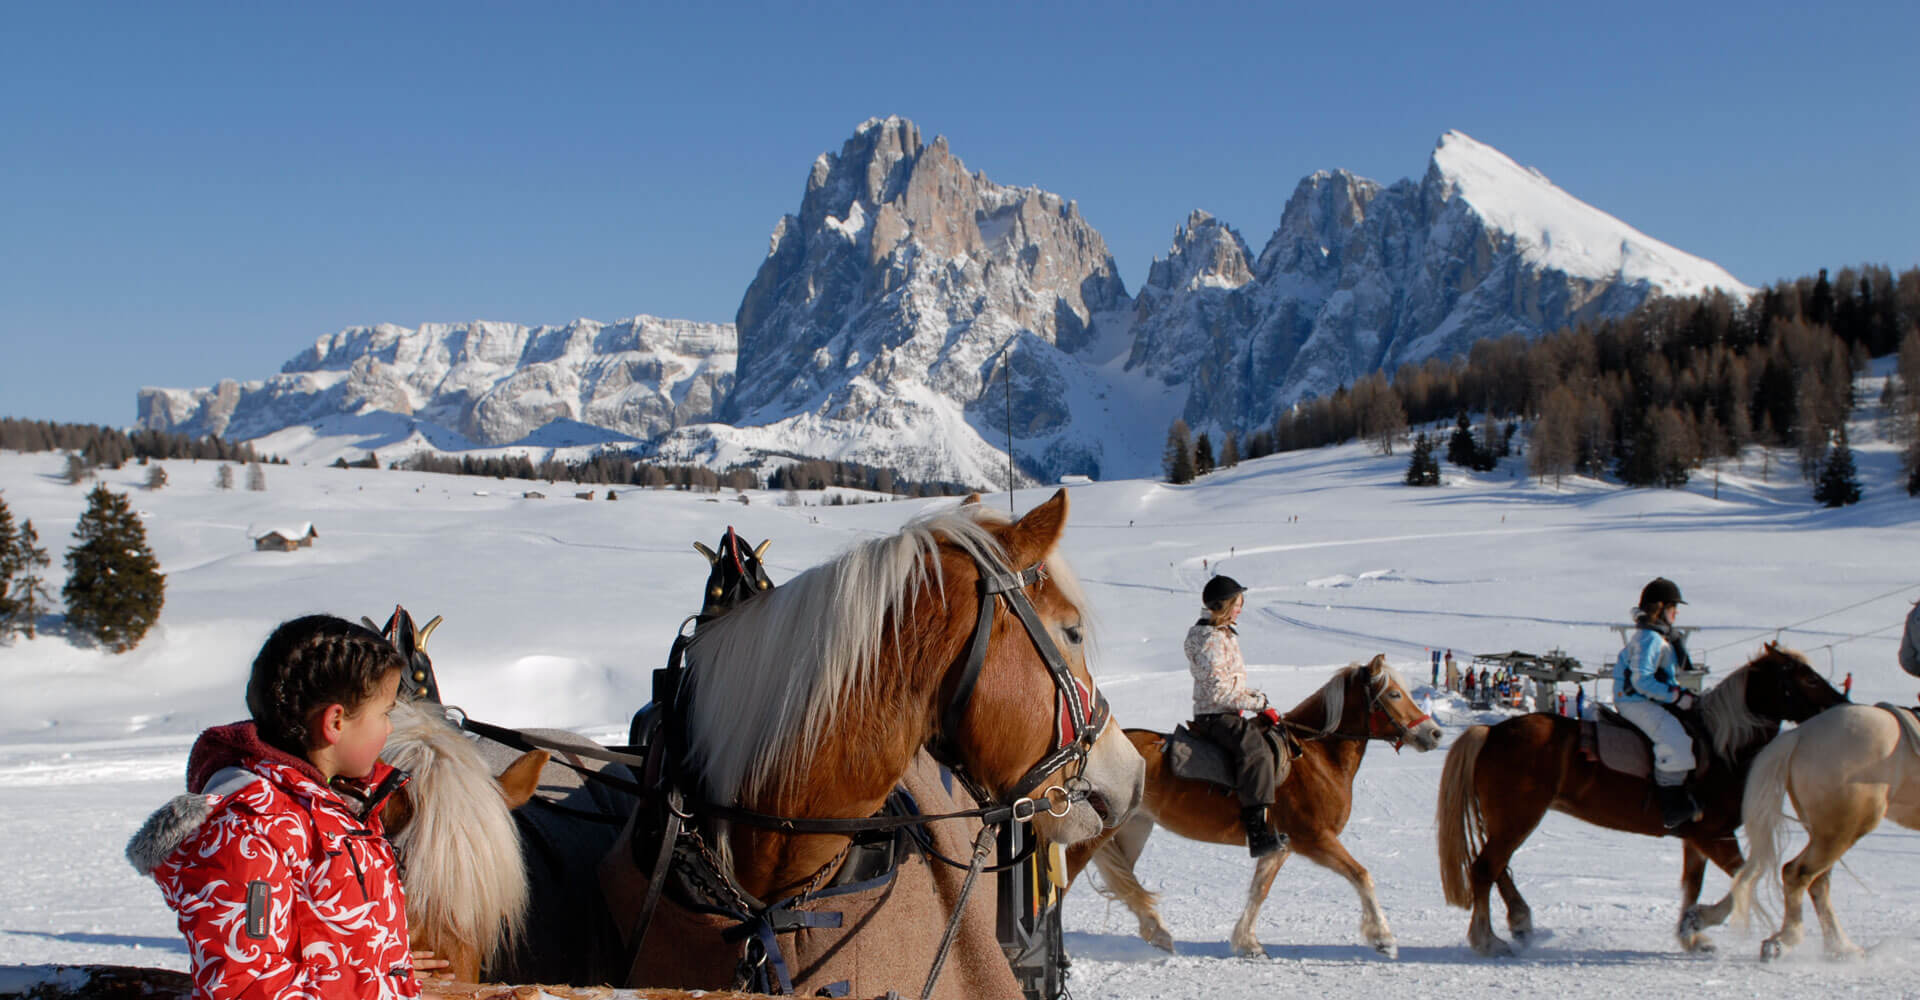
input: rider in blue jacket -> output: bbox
[1613,577,1700,829]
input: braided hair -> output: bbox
[246,615,405,757]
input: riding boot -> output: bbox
[1656,784,1699,830]
[1241,805,1286,858]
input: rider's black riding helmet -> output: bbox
[1638,577,1686,613]
[1202,575,1247,610]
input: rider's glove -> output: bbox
[1259,708,1282,727]
[1673,691,1697,711]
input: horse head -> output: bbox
[693,526,774,619]
[1356,654,1443,752]
[934,490,1146,845]
[678,489,1144,899]
[378,698,547,983]
[1744,642,1849,722]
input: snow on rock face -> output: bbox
[724,115,1133,485]
[1129,130,1756,434]
[137,316,735,447]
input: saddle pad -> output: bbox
[1581,708,1709,781]
[1163,725,1236,788]
[1162,724,1289,789]
[1876,702,1920,760]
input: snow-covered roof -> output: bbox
[247,522,315,540]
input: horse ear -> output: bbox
[961,492,982,506]
[1005,489,1069,569]
[495,749,550,810]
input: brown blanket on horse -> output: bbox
[600,752,1020,1000]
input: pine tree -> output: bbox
[247,462,267,492]
[63,484,166,652]
[1163,419,1195,484]
[1218,432,1240,469]
[1813,430,1863,507]
[215,464,234,490]
[65,453,92,485]
[1404,433,1441,486]
[1446,413,1479,467]
[146,464,168,490]
[0,498,18,632]
[1193,433,1215,477]
[9,520,51,639]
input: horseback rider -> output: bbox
[1613,577,1701,829]
[1185,575,1286,858]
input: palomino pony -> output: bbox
[604,489,1143,997]
[374,492,1145,998]
[378,697,550,983]
[1729,702,1920,960]
[1436,644,1846,956]
[1069,655,1442,958]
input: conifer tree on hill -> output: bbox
[1164,419,1195,485]
[63,484,166,653]
[7,518,52,639]
[1404,433,1441,486]
[0,498,20,633]
[1813,430,1863,507]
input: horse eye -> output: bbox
[1062,625,1083,644]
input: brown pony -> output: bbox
[1068,655,1442,958]
[1436,643,1846,956]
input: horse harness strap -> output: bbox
[939,561,1112,805]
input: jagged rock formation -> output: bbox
[1128,131,1753,432]
[138,316,734,447]
[137,124,1753,486]
[716,116,1132,485]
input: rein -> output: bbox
[1273,667,1431,752]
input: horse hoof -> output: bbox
[1147,930,1175,954]
[1473,937,1514,959]
[1826,945,1865,962]
[1232,940,1267,960]
[1760,940,1782,963]
[1677,909,1704,937]
[1374,940,1399,960]
[1687,938,1717,955]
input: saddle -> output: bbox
[1578,705,1710,781]
[1161,723,1293,790]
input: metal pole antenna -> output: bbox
[1005,338,1015,515]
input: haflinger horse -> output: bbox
[606,489,1144,997]
[1436,643,1846,957]
[376,491,1145,998]
[1067,654,1443,958]
[1729,701,1920,961]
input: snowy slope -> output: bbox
[10,380,1918,998]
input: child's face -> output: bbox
[332,669,402,780]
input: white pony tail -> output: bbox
[1729,727,1800,930]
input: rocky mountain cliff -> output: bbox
[1129,131,1752,433]
[138,316,734,447]
[138,123,1753,485]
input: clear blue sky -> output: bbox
[4,1,1915,426]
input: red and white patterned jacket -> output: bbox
[135,722,419,1000]
[1185,621,1267,716]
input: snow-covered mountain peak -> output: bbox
[1427,130,1753,297]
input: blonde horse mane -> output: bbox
[1312,658,1403,736]
[681,502,1090,804]
[381,699,528,968]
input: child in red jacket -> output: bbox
[128,615,446,999]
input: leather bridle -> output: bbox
[934,558,1112,814]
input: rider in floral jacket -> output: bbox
[127,616,423,1000]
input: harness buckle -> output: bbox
[1010,797,1039,823]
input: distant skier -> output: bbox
[1557,691,1568,717]
[1575,685,1587,720]
[1842,672,1853,697]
